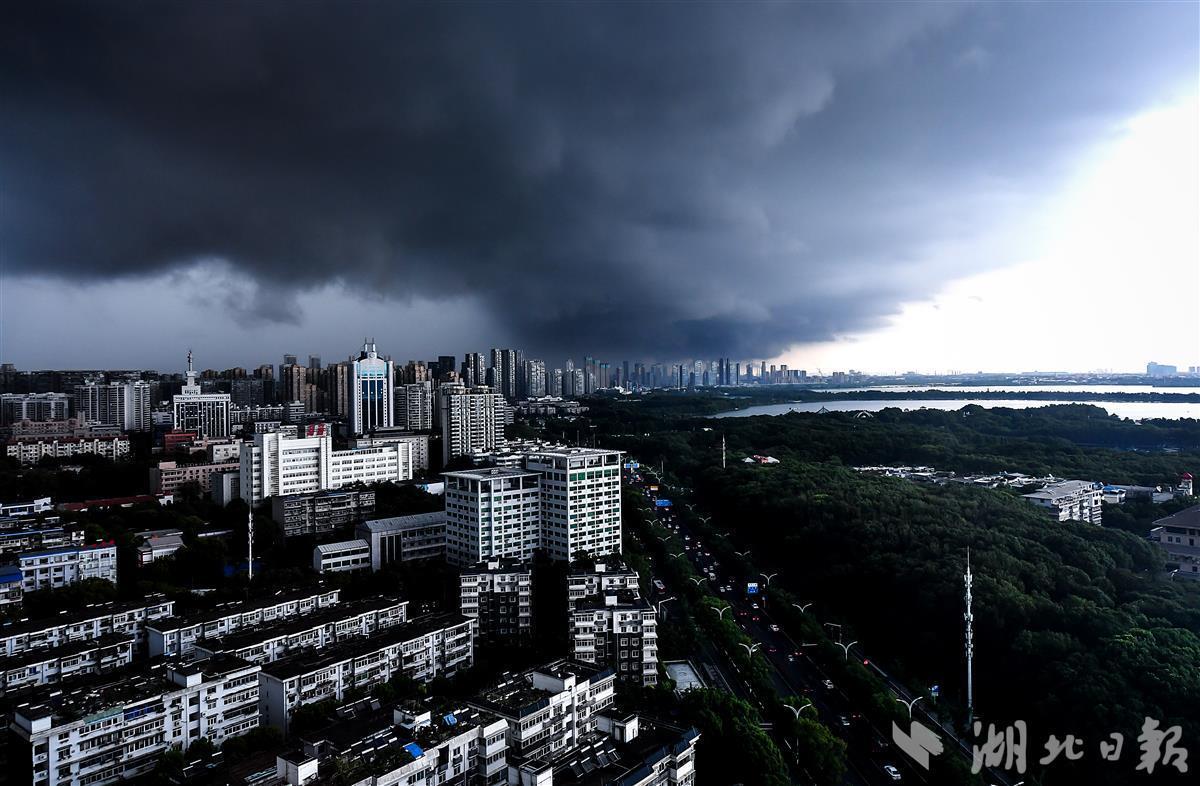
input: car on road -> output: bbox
[883,764,902,781]
[838,714,850,728]
[751,602,760,609]
[787,654,795,662]
[769,623,780,632]
[766,645,777,653]
[822,679,835,690]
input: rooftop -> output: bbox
[442,467,539,480]
[358,511,445,533]
[549,720,699,786]
[0,595,173,638]
[1021,479,1099,501]
[1155,503,1200,530]
[147,586,339,633]
[260,613,469,681]
[197,597,405,652]
[13,655,254,725]
[2,633,133,671]
[472,660,612,718]
[572,591,651,612]
[314,539,370,555]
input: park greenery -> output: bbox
[573,393,1200,786]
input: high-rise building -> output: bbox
[395,381,434,431]
[443,468,541,566]
[324,361,351,417]
[549,368,564,398]
[524,447,623,561]
[75,381,152,432]
[349,340,394,436]
[172,354,231,438]
[1,393,72,425]
[489,349,518,400]
[438,384,507,464]
[462,352,485,387]
[524,359,547,399]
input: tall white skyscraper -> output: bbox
[349,340,394,436]
[74,381,152,431]
[394,381,433,431]
[438,384,507,464]
[172,352,231,437]
[489,348,518,400]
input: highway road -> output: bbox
[627,466,1011,786]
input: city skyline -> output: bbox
[2,3,1197,374]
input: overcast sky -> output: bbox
[2,2,1196,373]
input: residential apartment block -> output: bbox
[270,487,377,537]
[459,559,533,642]
[258,613,473,733]
[439,384,507,464]
[11,542,118,593]
[444,468,542,566]
[193,597,408,663]
[12,656,261,786]
[525,447,624,561]
[148,587,341,657]
[0,595,175,656]
[5,435,131,465]
[570,591,658,686]
[1,634,135,695]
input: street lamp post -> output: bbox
[835,640,858,660]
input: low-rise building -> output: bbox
[1151,504,1200,579]
[258,613,474,734]
[312,539,372,573]
[1021,479,1103,524]
[150,459,239,495]
[5,435,131,465]
[148,587,341,657]
[11,656,261,786]
[0,595,175,656]
[0,564,22,610]
[10,541,118,593]
[520,714,699,786]
[349,429,432,473]
[0,521,81,559]
[467,660,616,766]
[356,511,447,569]
[284,700,509,786]
[270,487,377,538]
[135,528,185,565]
[459,559,533,643]
[193,597,408,664]
[0,634,135,695]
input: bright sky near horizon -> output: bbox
[782,94,1200,375]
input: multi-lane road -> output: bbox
[629,468,1006,786]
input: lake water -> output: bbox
[820,384,1200,395]
[710,399,1200,420]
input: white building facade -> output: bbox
[525,448,624,561]
[439,384,507,464]
[239,431,413,505]
[350,341,394,436]
[443,468,542,567]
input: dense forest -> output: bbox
[578,396,1200,785]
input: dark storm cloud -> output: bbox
[1,2,1195,361]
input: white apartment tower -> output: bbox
[349,340,394,436]
[394,380,433,431]
[439,384,507,464]
[443,468,542,566]
[524,359,547,399]
[525,447,623,561]
[172,351,232,438]
[75,380,152,431]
